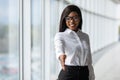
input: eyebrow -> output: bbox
[67,15,79,17]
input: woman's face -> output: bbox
[65,11,80,31]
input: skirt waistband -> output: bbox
[65,65,88,70]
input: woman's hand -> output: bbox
[59,55,66,71]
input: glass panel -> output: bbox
[0,0,19,80]
[31,0,42,80]
[50,1,70,79]
[50,0,61,79]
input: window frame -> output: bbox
[22,0,31,80]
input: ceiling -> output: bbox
[111,0,120,4]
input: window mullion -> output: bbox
[23,0,31,80]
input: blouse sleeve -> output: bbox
[88,53,95,80]
[54,33,65,60]
[87,35,95,80]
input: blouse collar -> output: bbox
[65,28,82,34]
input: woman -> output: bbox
[54,5,95,80]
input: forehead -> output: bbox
[68,11,78,16]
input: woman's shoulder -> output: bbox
[54,32,65,40]
[55,32,64,36]
[79,31,89,38]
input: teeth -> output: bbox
[70,24,75,26]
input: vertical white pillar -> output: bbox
[19,0,23,80]
[23,0,31,80]
[44,0,50,80]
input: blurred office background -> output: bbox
[0,0,120,80]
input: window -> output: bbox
[31,0,42,80]
[0,0,19,80]
[50,0,59,79]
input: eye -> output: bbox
[65,17,72,21]
[65,16,79,21]
[73,16,79,21]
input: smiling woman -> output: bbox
[54,5,95,80]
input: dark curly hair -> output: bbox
[59,5,83,32]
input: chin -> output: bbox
[71,28,77,31]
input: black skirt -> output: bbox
[58,65,89,80]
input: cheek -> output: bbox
[77,20,80,24]
[66,22,69,27]
[76,21,80,26]
[76,22,80,26]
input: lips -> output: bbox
[70,24,76,27]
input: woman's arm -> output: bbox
[54,33,66,70]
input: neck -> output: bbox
[73,28,78,32]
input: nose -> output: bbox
[70,19,74,23]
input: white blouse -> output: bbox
[54,28,95,80]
